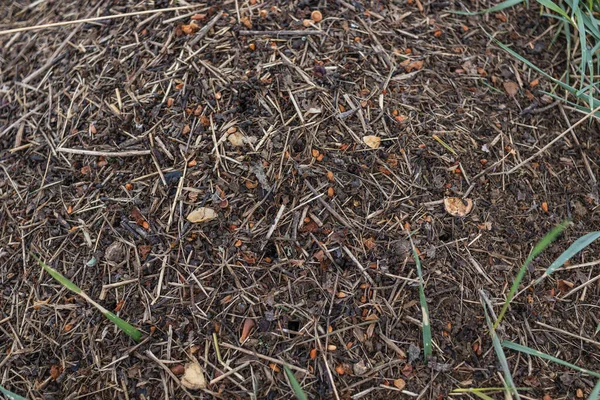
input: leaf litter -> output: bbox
[0,1,599,399]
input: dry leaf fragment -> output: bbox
[405,60,424,72]
[228,132,245,147]
[444,197,473,217]
[557,279,574,294]
[131,208,146,228]
[187,207,218,223]
[240,318,255,342]
[181,22,199,35]
[363,135,381,149]
[477,222,492,231]
[269,363,281,372]
[240,16,253,28]
[138,244,151,260]
[503,81,519,96]
[181,362,207,390]
[393,378,406,390]
[50,364,63,380]
[494,12,507,22]
[309,348,317,359]
[170,364,185,375]
[353,360,368,375]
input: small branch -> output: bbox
[0,4,203,35]
[304,179,353,229]
[496,104,600,175]
[238,30,325,36]
[57,148,151,157]
[189,11,224,46]
[342,246,376,286]
[219,342,309,374]
[145,350,195,400]
[262,204,286,249]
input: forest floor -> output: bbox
[1,0,600,399]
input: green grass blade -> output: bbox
[534,231,600,284]
[32,254,142,342]
[480,292,521,400]
[452,0,525,14]
[283,365,308,400]
[0,385,28,400]
[564,18,572,85]
[452,387,530,393]
[411,245,433,360]
[31,253,82,294]
[495,221,569,328]
[489,34,580,96]
[572,0,580,15]
[503,341,600,378]
[596,321,600,334]
[575,7,588,88]
[465,391,495,400]
[540,90,600,115]
[451,388,501,400]
[103,310,143,342]
[589,380,600,400]
[536,0,573,21]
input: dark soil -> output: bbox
[1,1,599,399]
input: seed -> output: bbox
[311,10,323,22]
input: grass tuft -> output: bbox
[452,0,526,14]
[32,254,142,342]
[484,0,600,114]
